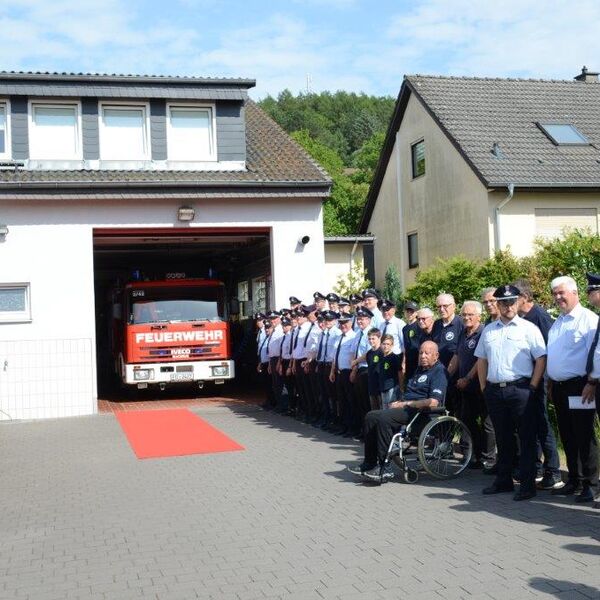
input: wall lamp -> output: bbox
[299,235,310,245]
[0,224,8,242]
[177,206,195,222]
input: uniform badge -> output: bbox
[467,339,476,349]
[373,355,379,363]
[504,285,511,296]
[384,363,390,370]
[445,331,455,341]
[409,329,415,338]
[417,375,427,383]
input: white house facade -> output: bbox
[0,72,331,421]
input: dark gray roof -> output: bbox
[0,71,254,101]
[0,101,331,197]
[407,75,600,187]
[360,74,600,232]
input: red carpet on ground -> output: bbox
[115,409,245,459]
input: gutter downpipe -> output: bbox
[494,183,514,252]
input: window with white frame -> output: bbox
[29,103,80,160]
[0,102,8,158]
[0,283,31,323]
[100,104,149,160]
[167,104,216,161]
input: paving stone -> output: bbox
[1,406,600,599]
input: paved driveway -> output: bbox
[1,405,599,599]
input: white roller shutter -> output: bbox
[534,208,598,240]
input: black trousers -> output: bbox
[363,407,414,466]
[335,369,355,431]
[281,359,295,410]
[458,387,496,463]
[352,367,370,434]
[306,362,321,419]
[552,378,599,487]
[484,381,537,493]
[294,360,310,415]
[317,362,334,422]
[259,361,273,406]
[269,357,285,409]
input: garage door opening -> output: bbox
[93,227,271,402]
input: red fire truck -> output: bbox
[111,276,234,389]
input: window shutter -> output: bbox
[534,208,598,240]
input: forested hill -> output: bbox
[258,91,395,235]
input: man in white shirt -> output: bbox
[475,285,546,501]
[362,289,383,328]
[350,307,374,438]
[379,299,406,356]
[266,310,284,411]
[547,276,599,503]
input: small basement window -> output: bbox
[537,123,589,145]
[0,101,8,158]
[0,283,31,323]
[407,232,419,269]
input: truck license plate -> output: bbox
[169,373,194,382]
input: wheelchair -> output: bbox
[384,407,473,484]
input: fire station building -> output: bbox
[0,72,331,420]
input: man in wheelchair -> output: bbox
[349,341,447,483]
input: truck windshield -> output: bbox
[128,285,225,324]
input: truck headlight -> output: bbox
[211,365,229,377]
[134,369,152,381]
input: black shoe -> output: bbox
[362,464,394,484]
[552,481,579,496]
[468,459,484,470]
[513,490,536,501]
[347,463,375,476]
[483,464,498,476]
[482,483,514,495]
[575,486,594,503]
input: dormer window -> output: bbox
[0,102,8,158]
[167,104,216,161]
[537,123,589,145]
[29,102,81,160]
[99,103,150,161]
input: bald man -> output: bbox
[348,341,448,483]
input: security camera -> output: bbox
[299,235,310,245]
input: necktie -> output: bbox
[316,331,325,361]
[323,330,330,361]
[382,321,389,336]
[303,322,315,347]
[288,330,295,354]
[260,333,271,359]
[279,335,286,355]
[586,320,600,375]
[293,327,300,350]
[354,330,363,358]
[334,332,346,366]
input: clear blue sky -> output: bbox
[1,0,598,99]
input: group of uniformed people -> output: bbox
[255,273,600,504]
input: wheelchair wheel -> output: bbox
[417,416,472,479]
[403,468,419,484]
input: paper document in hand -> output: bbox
[568,396,596,410]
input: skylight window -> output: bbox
[538,123,589,145]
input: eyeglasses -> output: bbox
[416,316,432,321]
[461,313,477,318]
[436,303,453,309]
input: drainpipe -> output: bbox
[494,183,514,251]
[395,131,406,292]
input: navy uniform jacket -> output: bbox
[404,361,448,405]
[522,303,554,344]
[404,323,433,380]
[456,324,484,393]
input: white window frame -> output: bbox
[28,100,82,161]
[0,99,11,160]
[0,283,32,323]
[166,102,217,161]
[98,101,151,161]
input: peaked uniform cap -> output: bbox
[350,293,363,304]
[493,285,521,300]
[362,288,380,299]
[313,291,327,300]
[289,296,301,304]
[380,299,396,311]
[323,310,340,321]
[586,272,600,290]
[356,307,374,318]
[267,310,281,318]
[326,293,340,303]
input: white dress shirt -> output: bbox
[333,329,357,370]
[547,303,599,381]
[267,324,284,358]
[380,315,406,354]
[323,326,342,362]
[258,333,271,363]
[280,330,294,360]
[474,316,546,383]
[351,326,371,368]
[292,321,313,360]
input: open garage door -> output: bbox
[93,227,271,399]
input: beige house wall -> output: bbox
[488,191,600,257]
[368,93,489,288]
[368,136,401,288]
[324,242,365,292]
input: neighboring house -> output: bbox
[359,67,600,290]
[323,234,375,292]
[0,71,330,420]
